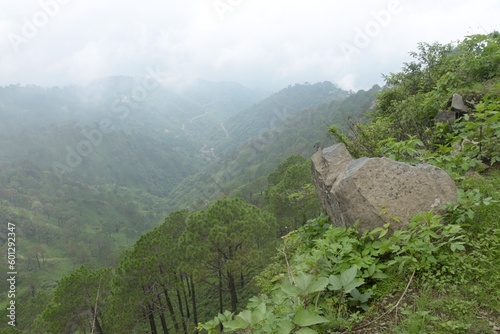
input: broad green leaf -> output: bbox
[276,320,294,334]
[222,310,233,319]
[340,265,358,287]
[223,317,249,331]
[305,276,329,295]
[295,272,313,292]
[450,243,465,252]
[200,318,219,330]
[378,227,389,238]
[296,327,318,334]
[343,278,364,293]
[328,275,342,291]
[349,288,361,300]
[251,303,267,324]
[281,281,302,297]
[367,264,376,276]
[293,309,329,327]
[237,310,253,325]
[349,288,372,303]
[372,272,389,279]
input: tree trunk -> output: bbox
[147,303,158,334]
[227,271,238,312]
[158,313,168,334]
[162,286,180,333]
[95,317,104,334]
[218,269,223,314]
[90,306,104,334]
[176,288,188,333]
[156,293,169,334]
[218,269,224,332]
[35,253,41,269]
[176,289,184,319]
[180,273,190,319]
[189,275,198,333]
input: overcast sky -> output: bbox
[0,0,498,92]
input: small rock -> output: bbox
[435,110,456,124]
[451,93,468,114]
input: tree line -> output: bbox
[21,154,323,333]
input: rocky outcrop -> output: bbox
[312,144,354,223]
[312,144,457,232]
[451,93,469,114]
[435,93,483,125]
[435,110,456,124]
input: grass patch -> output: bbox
[368,170,500,333]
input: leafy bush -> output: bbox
[200,199,496,333]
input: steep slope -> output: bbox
[206,81,348,153]
[200,32,500,334]
[0,78,264,315]
[0,78,262,193]
[167,85,380,211]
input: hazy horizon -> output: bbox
[1,0,499,92]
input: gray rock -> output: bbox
[435,110,456,124]
[451,93,468,114]
[311,144,353,222]
[312,144,457,232]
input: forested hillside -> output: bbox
[207,81,348,153]
[1,32,499,334]
[0,78,267,330]
[167,85,378,211]
[202,32,500,334]
[0,78,263,189]
[0,76,366,333]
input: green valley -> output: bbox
[1,32,499,334]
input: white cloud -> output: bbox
[337,73,357,92]
[0,0,499,91]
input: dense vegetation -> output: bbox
[167,85,378,211]
[20,156,323,333]
[1,78,360,332]
[202,32,500,333]
[0,79,268,326]
[1,32,499,333]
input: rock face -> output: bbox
[435,110,456,124]
[451,93,469,114]
[312,144,354,223]
[312,144,457,232]
[435,93,475,124]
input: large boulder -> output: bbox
[312,144,457,232]
[311,144,353,222]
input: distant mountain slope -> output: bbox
[206,81,349,154]
[0,78,262,193]
[167,85,381,211]
[0,77,265,298]
[0,80,379,331]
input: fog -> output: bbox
[1,0,498,91]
